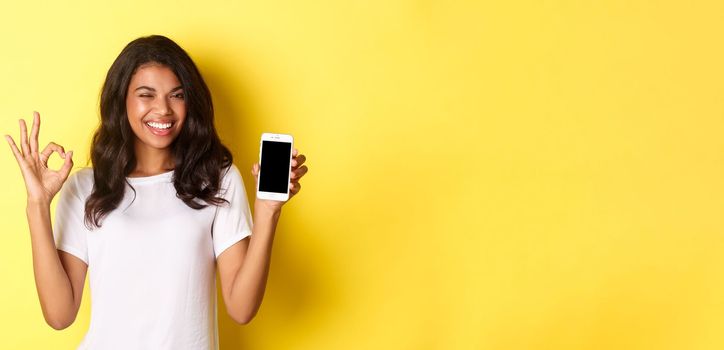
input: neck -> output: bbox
[131,141,175,177]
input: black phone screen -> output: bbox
[259,140,292,193]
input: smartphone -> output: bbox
[256,133,294,201]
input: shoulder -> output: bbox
[218,163,250,197]
[220,163,243,185]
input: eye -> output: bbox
[139,94,153,98]
[173,93,185,99]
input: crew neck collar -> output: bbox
[125,169,174,184]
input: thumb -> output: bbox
[251,163,259,183]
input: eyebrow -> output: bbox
[134,85,184,92]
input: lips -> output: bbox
[144,120,175,136]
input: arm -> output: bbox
[27,199,87,330]
[217,149,308,324]
[217,203,280,324]
[5,111,85,330]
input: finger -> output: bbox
[58,150,73,179]
[5,135,25,164]
[290,165,308,180]
[40,142,65,166]
[251,163,259,176]
[292,148,298,157]
[292,154,306,168]
[289,181,301,194]
[29,111,40,155]
[19,119,30,156]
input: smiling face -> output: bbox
[126,62,186,153]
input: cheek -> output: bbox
[126,99,145,118]
[173,101,187,125]
[172,100,186,115]
[126,99,148,130]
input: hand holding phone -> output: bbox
[256,133,294,201]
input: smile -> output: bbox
[144,120,175,136]
[146,121,173,130]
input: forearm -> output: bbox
[26,200,76,329]
[228,203,281,322]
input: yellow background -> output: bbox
[1,1,723,349]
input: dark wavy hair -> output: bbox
[85,34,232,229]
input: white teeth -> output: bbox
[146,121,172,129]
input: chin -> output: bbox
[141,137,177,150]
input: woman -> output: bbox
[4,34,308,349]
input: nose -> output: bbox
[154,97,172,116]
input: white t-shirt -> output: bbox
[52,164,253,350]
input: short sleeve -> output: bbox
[212,164,254,259]
[53,171,90,265]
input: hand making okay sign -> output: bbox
[5,111,74,205]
